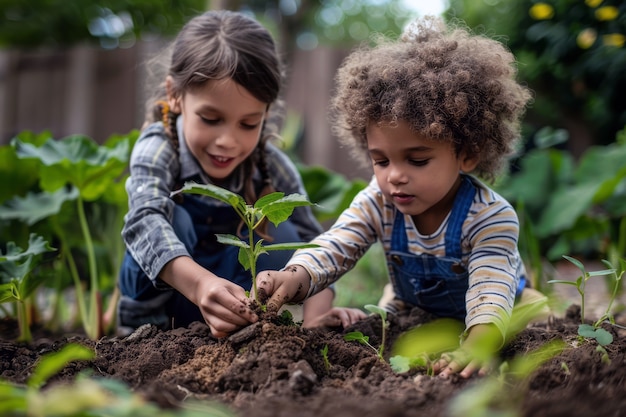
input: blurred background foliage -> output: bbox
[0,0,416,50]
[447,0,626,151]
[1,0,625,307]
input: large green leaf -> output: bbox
[536,183,598,238]
[0,187,79,226]
[12,135,130,201]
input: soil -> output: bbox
[2,261,626,417]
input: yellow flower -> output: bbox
[603,33,625,47]
[595,6,619,21]
[585,0,603,8]
[529,3,555,20]
[577,28,598,49]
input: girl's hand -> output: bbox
[303,307,367,329]
[160,256,257,338]
[255,265,311,313]
[195,276,258,338]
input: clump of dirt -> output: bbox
[2,302,626,417]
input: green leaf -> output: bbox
[594,328,614,346]
[174,182,246,212]
[389,355,412,373]
[536,183,598,237]
[254,191,285,209]
[0,187,79,225]
[578,323,597,338]
[28,344,94,389]
[216,234,249,249]
[12,135,130,201]
[365,304,387,321]
[344,331,369,344]
[262,242,319,251]
[261,193,314,226]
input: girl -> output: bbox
[255,16,547,377]
[118,10,365,338]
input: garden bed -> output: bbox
[2,294,626,417]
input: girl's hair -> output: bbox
[330,16,532,182]
[145,10,284,203]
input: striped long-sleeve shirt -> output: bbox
[287,175,525,334]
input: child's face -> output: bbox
[170,78,267,182]
[367,120,477,233]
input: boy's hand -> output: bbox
[432,323,500,379]
[433,348,491,378]
[303,307,367,329]
[255,265,311,312]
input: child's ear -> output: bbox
[165,76,182,113]
[459,151,479,173]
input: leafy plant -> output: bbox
[0,234,54,342]
[10,132,134,339]
[548,255,620,346]
[171,182,318,305]
[344,304,389,362]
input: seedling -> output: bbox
[344,304,389,362]
[320,344,331,372]
[548,255,621,346]
[172,182,318,305]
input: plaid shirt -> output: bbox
[122,119,322,288]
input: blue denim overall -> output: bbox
[118,192,300,330]
[388,175,526,320]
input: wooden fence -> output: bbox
[0,40,370,180]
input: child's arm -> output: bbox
[160,256,258,338]
[433,323,501,378]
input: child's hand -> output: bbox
[196,276,258,338]
[255,265,311,312]
[432,323,500,379]
[433,348,490,378]
[302,307,367,329]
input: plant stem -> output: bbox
[76,196,100,340]
[16,299,32,343]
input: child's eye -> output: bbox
[200,116,220,125]
[409,159,429,166]
[372,159,389,167]
[241,122,260,130]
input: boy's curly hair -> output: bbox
[330,16,532,182]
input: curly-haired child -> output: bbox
[255,16,548,378]
[117,10,365,338]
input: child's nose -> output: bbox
[215,127,238,147]
[387,165,407,184]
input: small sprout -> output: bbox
[549,255,624,348]
[344,304,389,362]
[596,345,611,365]
[320,344,331,371]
